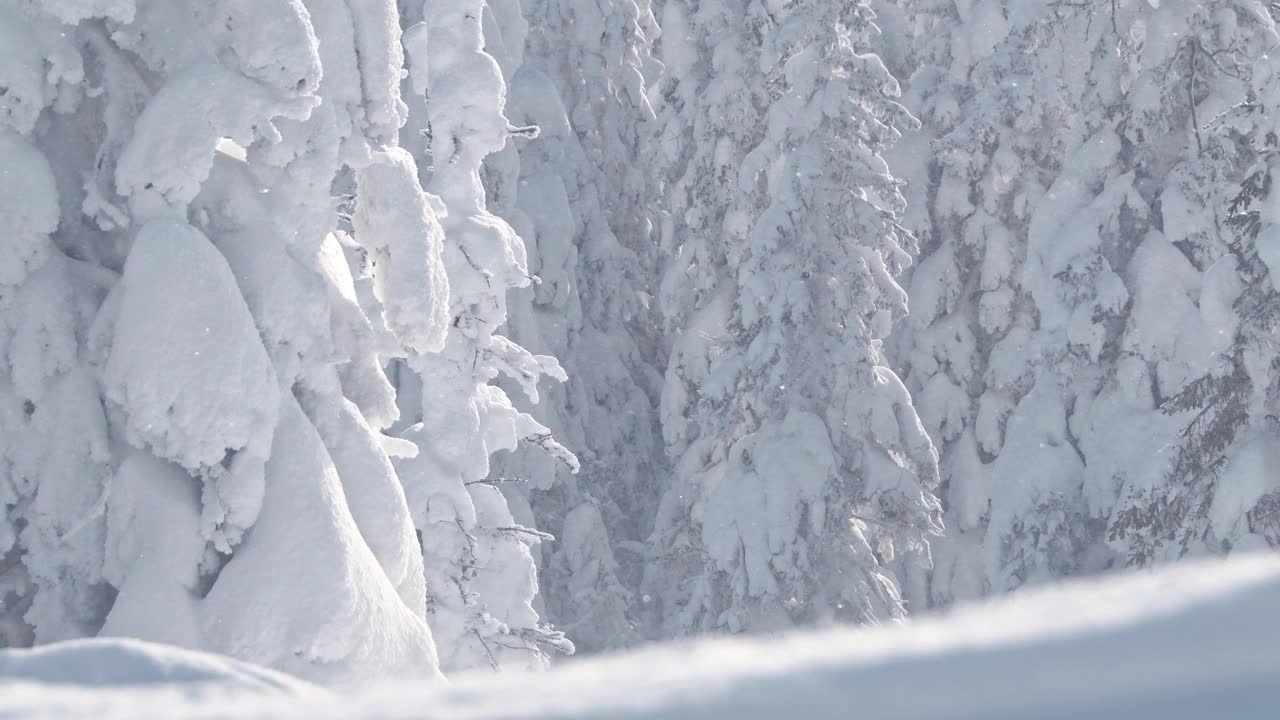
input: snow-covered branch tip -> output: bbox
[508,123,540,139]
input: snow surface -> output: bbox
[4,553,1280,718]
[0,637,307,690]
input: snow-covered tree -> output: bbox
[395,0,577,671]
[482,0,667,652]
[648,0,942,635]
[0,0,451,685]
[1111,47,1280,564]
[891,0,1277,603]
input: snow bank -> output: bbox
[5,554,1280,718]
[0,637,306,691]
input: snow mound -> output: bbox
[4,554,1280,718]
[0,638,308,691]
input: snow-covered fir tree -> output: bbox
[0,0,458,684]
[395,0,577,671]
[1111,47,1280,564]
[648,0,942,635]
[890,0,1277,604]
[483,0,668,651]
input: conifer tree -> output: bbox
[0,0,452,684]
[1112,50,1280,562]
[892,0,1276,601]
[486,0,666,651]
[649,0,941,634]
[397,0,577,671]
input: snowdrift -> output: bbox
[3,554,1279,719]
[0,637,309,690]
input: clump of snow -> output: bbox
[100,451,204,649]
[212,0,322,96]
[300,394,428,616]
[0,130,58,287]
[353,148,450,355]
[344,0,409,144]
[0,9,83,135]
[199,398,441,688]
[101,219,279,549]
[114,64,316,215]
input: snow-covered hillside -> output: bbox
[3,554,1278,719]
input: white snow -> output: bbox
[352,148,450,356]
[4,554,1280,718]
[0,636,307,691]
[199,397,441,688]
[0,130,58,287]
[114,63,316,216]
[101,219,280,550]
[100,452,204,649]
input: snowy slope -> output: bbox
[3,554,1280,719]
[0,638,309,691]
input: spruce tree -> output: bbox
[649,0,941,635]
[892,0,1276,601]
[1112,49,1280,562]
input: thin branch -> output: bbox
[1188,40,1204,155]
[492,525,556,542]
[472,629,500,670]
